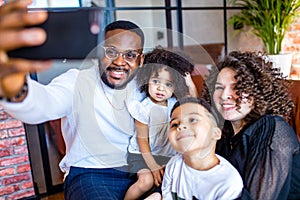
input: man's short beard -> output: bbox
[100,69,138,89]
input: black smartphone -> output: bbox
[8,7,105,60]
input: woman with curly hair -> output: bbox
[125,47,197,200]
[204,51,300,199]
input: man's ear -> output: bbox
[213,127,222,140]
[139,54,145,68]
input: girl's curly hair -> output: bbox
[136,47,194,99]
[203,51,294,125]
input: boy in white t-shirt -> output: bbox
[162,97,243,200]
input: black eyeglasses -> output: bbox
[101,46,141,63]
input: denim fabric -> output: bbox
[64,166,134,200]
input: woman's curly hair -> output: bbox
[203,51,294,125]
[136,47,194,99]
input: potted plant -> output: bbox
[228,0,300,76]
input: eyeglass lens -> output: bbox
[103,47,139,62]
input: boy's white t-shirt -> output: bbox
[162,154,243,200]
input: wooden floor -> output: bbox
[40,192,64,200]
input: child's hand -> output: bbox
[184,72,199,98]
[151,167,165,187]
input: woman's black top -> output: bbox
[216,115,300,200]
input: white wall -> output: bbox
[114,0,225,50]
[180,0,224,45]
[114,0,158,51]
[226,10,263,52]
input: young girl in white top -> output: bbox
[125,47,197,200]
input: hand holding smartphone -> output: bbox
[8,7,105,60]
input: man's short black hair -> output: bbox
[105,20,144,47]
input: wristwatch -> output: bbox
[0,81,28,102]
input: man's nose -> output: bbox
[113,53,126,65]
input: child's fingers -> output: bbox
[152,170,163,186]
[154,177,162,186]
[185,72,191,76]
[184,72,193,81]
[160,167,165,177]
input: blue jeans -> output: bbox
[64,166,134,200]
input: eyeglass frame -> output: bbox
[101,45,142,63]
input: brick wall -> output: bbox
[283,17,300,78]
[0,105,35,200]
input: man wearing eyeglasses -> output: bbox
[100,31,144,89]
[0,1,145,199]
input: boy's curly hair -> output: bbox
[136,47,194,99]
[203,51,294,125]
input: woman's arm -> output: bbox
[244,116,299,199]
